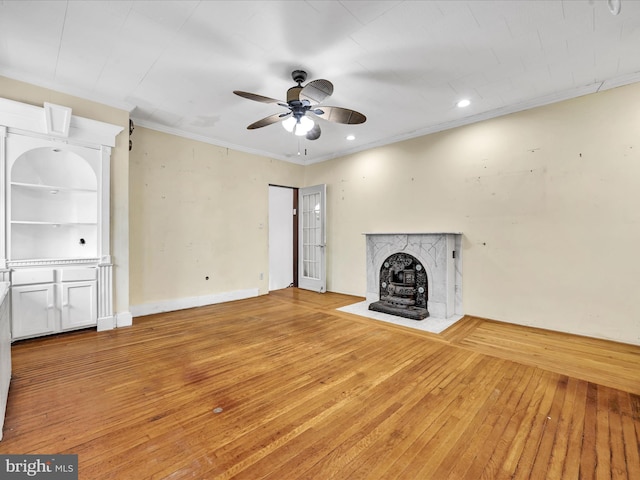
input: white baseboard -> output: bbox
[97,311,133,330]
[130,288,260,318]
[96,315,115,331]
[116,311,133,328]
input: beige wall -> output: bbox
[305,82,640,345]
[0,76,131,317]
[128,127,304,305]
[5,74,638,345]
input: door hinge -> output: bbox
[452,250,456,259]
[293,208,297,215]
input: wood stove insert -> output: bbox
[368,252,429,320]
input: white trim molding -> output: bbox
[97,315,115,332]
[44,102,72,137]
[116,311,133,328]
[0,97,123,147]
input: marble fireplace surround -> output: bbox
[365,233,463,321]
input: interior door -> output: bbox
[298,184,326,292]
[268,186,294,291]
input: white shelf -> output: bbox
[11,181,97,193]
[11,221,97,226]
[11,180,98,225]
[11,218,98,261]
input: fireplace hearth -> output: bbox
[369,252,429,320]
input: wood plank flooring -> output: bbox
[441,316,640,396]
[1,288,639,479]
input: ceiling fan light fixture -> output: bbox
[294,115,315,136]
[282,116,296,132]
[283,115,314,136]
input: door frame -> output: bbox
[268,184,299,288]
[292,188,299,287]
[298,184,327,293]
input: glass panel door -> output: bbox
[298,184,326,292]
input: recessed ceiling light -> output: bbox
[457,99,471,108]
[346,135,355,141]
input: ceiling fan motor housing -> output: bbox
[291,69,307,84]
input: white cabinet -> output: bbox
[11,283,56,339]
[0,283,10,440]
[60,280,96,330]
[0,97,123,338]
[11,268,97,340]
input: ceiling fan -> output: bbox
[233,70,366,141]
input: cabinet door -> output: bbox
[60,281,97,330]
[11,284,57,339]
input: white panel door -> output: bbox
[11,284,57,339]
[268,186,294,291]
[60,281,97,330]
[298,184,326,292]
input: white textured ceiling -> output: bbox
[1,0,639,164]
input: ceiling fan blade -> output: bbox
[306,123,321,141]
[313,106,366,124]
[233,90,284,104]
[286,86,303,104]
[247,113,285,129]
[300,79,334,105]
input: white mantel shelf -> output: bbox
[362,232,463,235]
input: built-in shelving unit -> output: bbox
[9,147,100,262]
[0,98,123,341]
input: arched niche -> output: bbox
[11,146,97,190]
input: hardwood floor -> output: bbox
[1,288,639,479]
[441,316,640,396]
